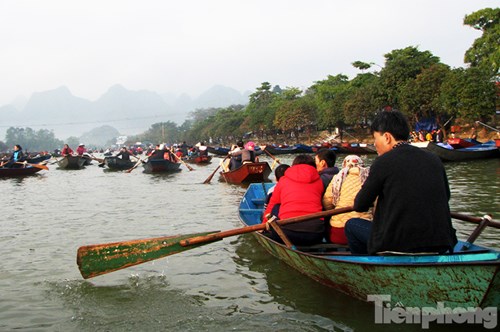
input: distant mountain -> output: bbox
[79,125,121,148]
[193,85,248,109]
[0,84,250,141]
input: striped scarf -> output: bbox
[331,155,369,206]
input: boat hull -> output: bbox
[239,183,500,310]
[412,141,499,162]
[207,146,230,156]
[57,156,86,169]
[184,155,212,164]
[105,156,136,170]
[220,162,271,184]
[143,159,181,173]
[0,166,42,177]
[336,142,377,154]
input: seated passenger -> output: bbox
[325,155,372,244]
[262,164,290,220]
[228,141,244,170]
[262,155,325,246]
[345,110,457,254]
[115,147,132,161]
[315,148,339,192]
[1,144,25,168]
[61,144,74,157]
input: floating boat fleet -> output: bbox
[2,137,498,179]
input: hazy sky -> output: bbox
[0,0,497,105]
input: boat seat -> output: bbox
[239,208,263,215]
[250,198,266,207]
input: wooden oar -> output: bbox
[203,155,229,184]
[125,155,149,173]
[180,206,354,246]
[166,147,194,171]
[15,161,49,170]
[262,146,281,170]
[90,155,105,163]
[451,212,500,229]
[76,206,354,279]
[450,212,498,250]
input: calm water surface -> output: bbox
[0,154,498,331]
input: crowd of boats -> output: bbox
[1,136,499,179]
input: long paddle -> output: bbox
[14,161,49,170]
[450,212,500,229]
[76,206,354,279]
[125,155,150,173]
[90,155,105,163]
[262,146,281,170]
[203,155,229,184]
[166,147,194,171]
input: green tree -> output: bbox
[380,46,441,109]
[464,7,500,76]
[400,63,451,122]
[274,95,316,143]
[5,127,63,152]
[343,73,381,126]
[440,66,497,121]
[245,82,279,136]
[309,74,350,131]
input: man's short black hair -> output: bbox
[370,110,410,141]
[315,149,337,168]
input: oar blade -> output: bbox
[77,231,219,279]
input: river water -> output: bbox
[0,154,498,331]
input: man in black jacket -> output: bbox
[345,110,457,254]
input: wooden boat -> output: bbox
[142,159,181,173]
[208,146,263,156]
[0,165,43,177]
[104,156,136,170]
[447,137,481,149]
[335,142,377,154]
[263,145,300,155]
[57,155,86,169]
[184,155,212,164]
[26,154,51,164]
[239,183,500,311]
[411,141,499,162]
[82,155,93,166]
[293,144,314,153]
[207,146,230,156]
[220,162,271,184]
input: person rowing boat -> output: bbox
[0,144,26,168]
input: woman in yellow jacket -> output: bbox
[323,155,372,244]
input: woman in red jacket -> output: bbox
[263,154,325,246]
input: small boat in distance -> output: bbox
[0,165,45,177]
[220,162,271,184]
[184,155,212,164]
[104,156,136,170]
[142,159,181,173]
[57,155,86,169]
[411,141,499,162]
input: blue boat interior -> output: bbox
[239,183,500,265]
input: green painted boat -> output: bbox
[239,183,500,311]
